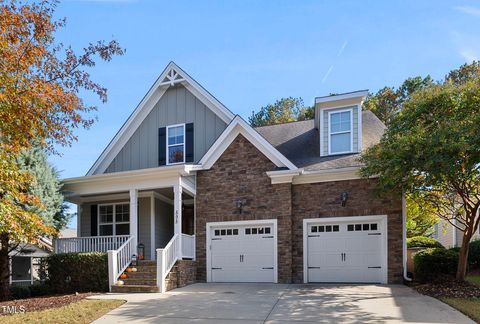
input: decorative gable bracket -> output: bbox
[159,68,185,87]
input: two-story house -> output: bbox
[59,62,405,293]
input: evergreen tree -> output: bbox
[16,147,71,232]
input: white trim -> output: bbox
[292,167,365,185]
[266,169,303,184]
[327,108,353,155]
[87,62,234,176]
[199,116,297,170]
[63,165,195,199]
[303,215,388,284]
[97,202,130,236]
[315,90,369,104]
[206,219,278,283]
[319,107,324,156]
[357,104,363,152]
[166,123,186,165]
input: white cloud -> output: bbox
[459,48,479,62]
[337,40,348,57]
[321,65,334,84]
[454,5,480,16]
[450,31,480,63]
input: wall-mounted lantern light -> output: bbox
[341,192,348,207]
[236,199,246,214]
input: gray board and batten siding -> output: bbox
[104,85,228,173]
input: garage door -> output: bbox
[208,221,276,282]
[305,216,387,283]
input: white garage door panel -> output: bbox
[209,222,276,283]
[306,217,386,284]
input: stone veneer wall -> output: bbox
[195,134,292,283]
[291,179,403,283]
[176,260,197,288]
[195,134,403,284]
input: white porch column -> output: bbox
[129,189,138,252]
[174,183,182,259]
[76,204,82,237]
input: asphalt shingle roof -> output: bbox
[255,110,385,171]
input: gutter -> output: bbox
[402,193,412,281]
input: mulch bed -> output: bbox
[0,292,97,315]
[413,280,480,298]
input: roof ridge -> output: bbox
[254,118,314,129]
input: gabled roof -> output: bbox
[87,62,235,176]
[199,116,298,170]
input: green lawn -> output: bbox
[1,299,124,324]
[441,297,480,323]
[466,275,480,286]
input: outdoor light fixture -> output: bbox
[236,199,246,213]
[341,192,348,207]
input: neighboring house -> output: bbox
[10,239,51,286]
[433,219,480,248]
[59,62,405,293]
[59,228,77,238]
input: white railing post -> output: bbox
[156,248,165,293]
[107,250,118,292]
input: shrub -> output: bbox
[45,252,108,293]
[407,236,444,249]
[414,248,459,282]
[10,285,31,299]
[29,283,51,297]
[469,240,480,269]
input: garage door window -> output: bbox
[245,227,271,235]
[347,223,378,231]
[214,228,239,236]
[311,225,339,233]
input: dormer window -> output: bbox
[167,124,185,164]
[328,109,353,155]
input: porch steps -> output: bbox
[111,260,160,293]
[111,260,184,293]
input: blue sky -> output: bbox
[49,0,480,226]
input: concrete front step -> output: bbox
[111,284,159,293]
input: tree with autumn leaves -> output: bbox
[0,0,123,300]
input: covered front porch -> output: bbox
[59,165,197,292]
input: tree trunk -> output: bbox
[456,230,472,281]
[0,233,10,301]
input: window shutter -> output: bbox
[158,127,166,166]
[185,123,194,163]
[91,205,98,236]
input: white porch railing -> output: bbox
[181,234,195,259]
[156,234,180,293]
[54,235,130,253]
[107,236,135,290]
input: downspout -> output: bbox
[402,193,412,281]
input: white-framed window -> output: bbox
[167,124,185,165]
[328,109,353,155]
[98,203,130,236]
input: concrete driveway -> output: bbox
[91,283,473,323]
